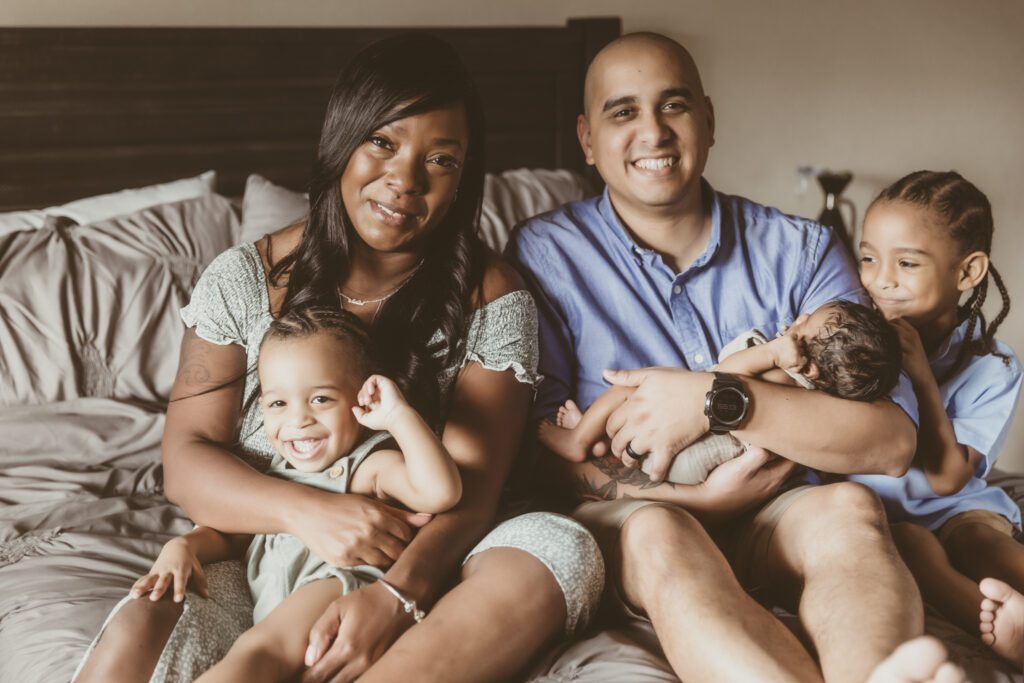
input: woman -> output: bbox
[76,34,602,683]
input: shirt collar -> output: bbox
[929,317,981,378]
[596,179,722,273]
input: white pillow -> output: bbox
[481,168,590,252]
[0,170,217,238]
[239,169,590,252]
[238,173,309,245]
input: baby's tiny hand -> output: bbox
[769,333,808,372]
[352,375,409,431]
[131,537,208,603]
[889,318,931,385]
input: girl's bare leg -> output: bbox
[75,596,183,683]
[360,548,566,683]
[943,522,1024,587]
[889,522,984,632]
[198,579,344,683]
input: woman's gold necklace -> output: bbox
[340,261,423,322]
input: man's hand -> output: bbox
[695,446,797,520]
[603,367,713,482]
[301,581,417,683]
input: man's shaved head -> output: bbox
[583,33,705,117]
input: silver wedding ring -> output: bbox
[625,443,647,461]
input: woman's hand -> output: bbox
[130,537,209,603]
[889,318,932,387]
[352,375,408,431]
[301,581,415,683]
[289,489,432,568]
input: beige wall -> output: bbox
[6,0,1024,469]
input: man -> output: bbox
[508,32,965,683]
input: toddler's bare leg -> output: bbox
[197,578,345,683]
[537,387,632,463]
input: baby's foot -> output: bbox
[537,419,587,463]
[866,636,966,683]
[556,400,583,429]
[979,577,1024,664]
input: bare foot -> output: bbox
[979,577,1024,664]
[866,636,967,683]
[537,419,588,463]
[556,400,583,429]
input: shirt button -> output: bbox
[329,466,343,479]
[673,285,682,295]
[694,353,705,364]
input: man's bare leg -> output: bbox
[360,548,566,683]
[617,504,823,683]
[74,596,183,683]
[762,483,925,683]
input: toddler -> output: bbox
[131,307,461,682]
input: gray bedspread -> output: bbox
[2,397,1022,682]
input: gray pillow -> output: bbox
[238,174,309,245]
[0,193,239,408]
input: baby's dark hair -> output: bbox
[805,300,902,401]
[259,306,375,382]
[874,170,1011,382]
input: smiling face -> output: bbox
[578,36,715,218]
[859,200,967,329]
[340,103,469,254]
[258,333,366,473]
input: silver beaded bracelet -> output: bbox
[377,579,426,623]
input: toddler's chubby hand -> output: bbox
[767,332,808,372]
[352,375,410,431]
[131,537,209,603]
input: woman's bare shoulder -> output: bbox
[255,222,306,271]
[474,249,526,308]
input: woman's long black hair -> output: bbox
[268,34,488,427]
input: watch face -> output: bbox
[712,387,747,424]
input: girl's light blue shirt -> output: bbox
[850,319,1023,530]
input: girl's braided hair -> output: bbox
[874,170,1011,382]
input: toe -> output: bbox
[932,662,966,683]
[979,577,1016,603]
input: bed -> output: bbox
[0,19,1021,683]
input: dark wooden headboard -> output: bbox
[0,18,620,210]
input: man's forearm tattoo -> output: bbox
[574,474,619,502]
[591,454,664,490]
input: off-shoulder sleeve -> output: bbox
[461,289,541,387]
[180,244,266,347]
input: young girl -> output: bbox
[131,307,462,683]
[852,170,1024,663]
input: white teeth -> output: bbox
[634,157,676,170]
[376,202,405,218]
[291,439,319,453]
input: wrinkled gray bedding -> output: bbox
[2,396,1022,682]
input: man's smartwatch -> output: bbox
[703,372,750,434]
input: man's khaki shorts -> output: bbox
[935,508,1016,546]
[572,484,815,619]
